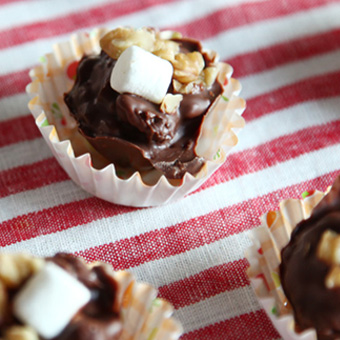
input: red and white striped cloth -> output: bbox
[1,0,340,338]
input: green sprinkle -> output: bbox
[152,298,162,307]
[222,95,229,102]
[147,328,158,340]
[302,191,310,199]
[39,56,46,63]
[52,102,60,110]
[41,119,49,127]
[271,306,277,315]
[213,148,221,160]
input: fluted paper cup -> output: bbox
[245,189,334,340]
[26,28,246,207]
[0,253,182,340]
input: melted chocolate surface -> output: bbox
[64,39,223,179]
[1,254,122,340]
[280,178,340,340]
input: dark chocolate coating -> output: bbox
[48,254,122,340]
[280,178,340,340]
[0,254,122,340]
[64,39,223,179]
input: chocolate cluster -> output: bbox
[64,28,224,179]
[0,253,122,340]
[280,177,340,339]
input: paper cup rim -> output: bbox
[0,252,183,339]
[245,190,333,340]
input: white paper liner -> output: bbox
[0,254,183,340]
[245,189,334,340]
[26,28,246,207]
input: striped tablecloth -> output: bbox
[1,0,340,339]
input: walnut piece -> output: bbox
[317,229,340,288]
[171,52,205,83]
[5,325,39,340]
[100,27,156,59]
[0,253,44,289]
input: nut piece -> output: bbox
[202,66,218,88]
[317,229,340,288]
[153,39,179,62]
[171,52,205,83]
[0,254,44,289]
[317,229,340,265]
[160,94,183,114]
[326,266,340,289]
[100,27,156,59]
[0,280,8,321]
[5,326,39,340]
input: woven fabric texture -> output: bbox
[1,0,340,339]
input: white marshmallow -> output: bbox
[110,45,173,104]
[13,262,91,339]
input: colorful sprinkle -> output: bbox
[302,190,315,199]
[66,60,79,80]
[147,328,158,340]
[222,95,229,102]
[41,118,49,127]
[39,56,47,63]
[271,272,281,288]
[271,306,278,315]
[213,148,221,160]
[266,211,277,228]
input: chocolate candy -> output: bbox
[280,177,340,339]
[64,32,223,179]
[1,254,122,340]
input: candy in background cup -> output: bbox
[0,253,183,340]
[26,28,246,207]
[245,189,334,340]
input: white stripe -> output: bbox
[2,143,340,252]
[233,96,340,153]
[0,0,229,76]
[0,93,30,122]
[0,0,114,30]
[0,181,90,222]
[240,49,340,100]
[206,2,340,60]
[132,231,252,288]
[0,0,266,32]
[0,1,337,76]
[174,286,261,333]
[0,138,52,171]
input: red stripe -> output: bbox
[0,68,30,99]
[244,70,340,122]
[0,115,40,147]
[0,0,25,5]
[0,0,332,52]
[158,259,250,309]
[0,158,69,198]
[0,0,175,51]
[75,171,339,269]
[169,0,337,41]
[180,310,279,340]
[199,119,340,190]
[1,118,340,202]
[229,28,340,78]
[0,197,136,247]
